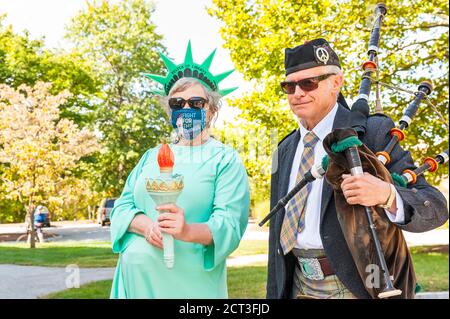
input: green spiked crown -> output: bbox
[144,41,238,96]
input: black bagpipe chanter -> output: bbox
[260,3,448,298]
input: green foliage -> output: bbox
[0,199,24,223]
[209,0,449,200]
[251,199,271,224]
[0,15,99,126]
[0,82,100,226]
[0,1,172,221]
[65,0,171,196]
[213,119,281,205]
[0,15,100,222]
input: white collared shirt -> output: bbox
[287,103,405,249]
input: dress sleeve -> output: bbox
[203,149,250,270]
[110,150,151,253]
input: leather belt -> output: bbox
[292,249,335,280]
[316,256,334,277]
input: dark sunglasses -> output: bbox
[280,73,336,94]
[168,97,208,110]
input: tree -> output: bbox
[0,15,102,223]
[65,0,171,196]
[209,0,449,201]
[213,120,278,204]
[0,14,99,126]
[0,82,99,247]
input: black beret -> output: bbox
[284,38,341,75]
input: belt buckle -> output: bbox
[297,257,325,281]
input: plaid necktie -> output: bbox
[280,131,320,255]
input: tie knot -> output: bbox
[303,131,319,148]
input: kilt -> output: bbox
[292,248,357,299]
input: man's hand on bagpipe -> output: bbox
[341,172,393,209]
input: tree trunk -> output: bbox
[28,205,36,249]
[88,205,93,221]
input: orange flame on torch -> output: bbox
[157,143,174,173]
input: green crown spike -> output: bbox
[143,73,166,86]
[201,49,216,70]
[214,69,235,84]
[159,53,177,72]
[143,41,238,96]
[184,40,194,65]
[219,87,238,96]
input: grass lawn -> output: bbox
[0,240,267,267]
[410,246,449,292]
[1,240,447,298]
[227,262,267,298]
[230,240,268,257]
[43,279,112,299]
[0,241,117,267]
[43,262,268,299]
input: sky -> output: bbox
[0,0,246,124]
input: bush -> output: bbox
[0,199,26,223]
[252,200,270,228]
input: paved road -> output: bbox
[1,221,448,247]
[47,224,111,242]
[0,264,115,299]
[0,222,111,242]
[1,221,267,243]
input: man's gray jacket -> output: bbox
[266,103,449,299]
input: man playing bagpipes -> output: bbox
[265,38,448,299]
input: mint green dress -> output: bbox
[109,138,250,299]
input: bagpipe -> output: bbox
[399,149,449,185]
[260,3,448,298]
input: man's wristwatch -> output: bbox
[378,184,396,209]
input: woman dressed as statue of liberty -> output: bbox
[109,41,250,299]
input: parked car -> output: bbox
[97,198,117,226]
